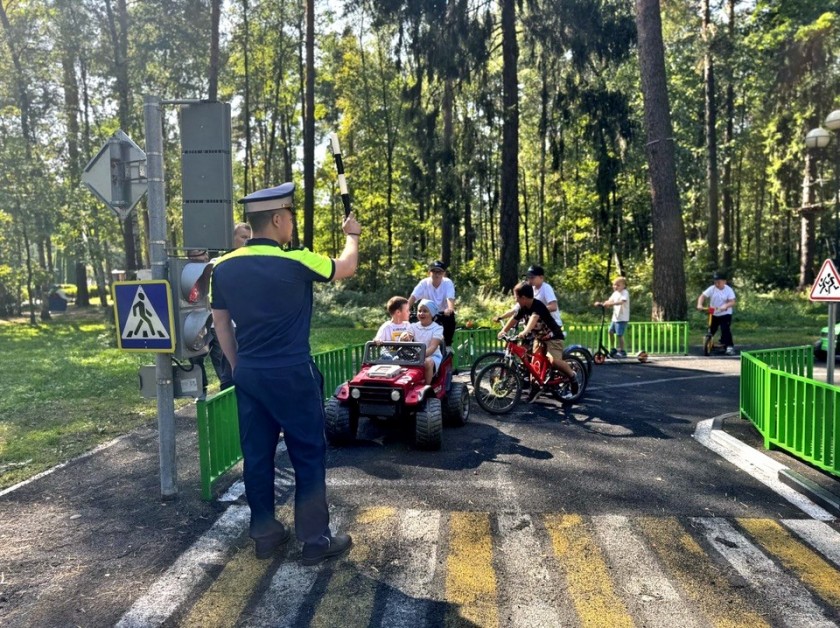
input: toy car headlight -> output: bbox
[350,388,361,399]
[390,390,400,401]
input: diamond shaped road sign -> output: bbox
[810,258,840,302]
[82,129,147,220]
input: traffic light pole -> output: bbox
[143,95,177,499]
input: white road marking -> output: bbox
[692,517,837,627]
[593,514,701,628]
[693,417,834,521]
[782,519,840,567]
[243,507,348,627]
[0,436,124,498]
[115,505,249,627]
[589,372,734,392]
[380,509,441,627]
[497,512,565,627]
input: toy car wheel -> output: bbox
[325,398,358,444]
[415,397,443,450]
[443,382,470,426]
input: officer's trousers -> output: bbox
[233,361,330,544]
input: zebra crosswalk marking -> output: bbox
[446,511,499,627]
[310,507,391,627]
[738,517,840,608]
[496,513,567,627]
[116,509,840,628]
[242,506,347,628]
[693,517,836,627]
[636,516,769,628]
[592,515,702,628]
[545,514,633,628]
[381,509,441,627]
[115,505,250,628]
[783,518,840,566]
[180,544,273,628]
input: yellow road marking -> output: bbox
[738,517,840,608]
[637,516,768,628]
[310,507,396,628]
[544,514,633,628]
[180,544,272,628]
[446,511,498,628]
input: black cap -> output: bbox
[712,271,726,280]
[428,260,446,272]
[526,264,545,277]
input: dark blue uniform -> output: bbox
[210,239,335,543]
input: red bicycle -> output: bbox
[473,332,588,414]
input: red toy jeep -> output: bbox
[325,341,470,450]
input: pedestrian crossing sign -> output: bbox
[112,280,175,352]
[809,258,840,302]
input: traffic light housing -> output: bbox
[169,258,213,359]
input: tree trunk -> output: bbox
[798,152,818,290]
[209,0,221,101]
[703,0,719,271]
[499,0,520,292]
[303,0,314,249]
[721,0,735,271]
[242,0,252,195]
[104,0,138,275]
[441,78,455,268]
[635,0,687,321]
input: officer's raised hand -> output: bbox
[342,212,361,237]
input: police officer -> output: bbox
[210,182,361,563]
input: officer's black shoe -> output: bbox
[253,522,291,560]
[301,533,353,566]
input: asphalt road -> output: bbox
[2,356,839,627]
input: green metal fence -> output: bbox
[194,320,689,499]
[196,386,241,501]
[740,346,839,477]
[563,321,689,356]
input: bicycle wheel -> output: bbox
[470,351,505,386]
[563,344,594,376]
[550,356,588,404]
[474,361,522,414]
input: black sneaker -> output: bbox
[301,533,353,566]
[527,385,543,403]
[253,522,291,560]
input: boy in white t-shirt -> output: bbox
[696,271,737,355]
[399,299,444,384]
[594,276,630,357]
[374,296,411,342]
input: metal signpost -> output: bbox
[809,258,840,384]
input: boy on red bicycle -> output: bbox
[497,281,579,401]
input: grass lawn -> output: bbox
[0,292,831,490]
[0,307,376,490]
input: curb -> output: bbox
[706,412,840,520]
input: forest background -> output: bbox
[0,0,838,325]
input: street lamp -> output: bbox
[806,109,840,384]
[807,110,840,264]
